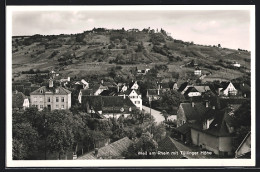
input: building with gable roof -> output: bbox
[81,96,136,119]
[118,89,142,110]
[30,79,71,110]
[190,107,237,156]
[77,137,133,159]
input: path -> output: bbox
[142,105,165,124]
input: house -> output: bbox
[77,137,133,159]
[216,81,238,96]
[12,91,30,110]
[118,89,142,110]
[194,86,211,94]
[157,82,170,91]
[129,81,139,90]
[183,87,201,98]
[30,79,71,111]
[233,83,251,98]
[137,67,150,75]
[171,82,178,90]
[174,123,191,144]
[75,79,89,89]
[60,77,70,87]
[176,101,213,127]
[235,131,251,158]
[81,96,136,119]
[190,107,236,156]
[194,69,202,76]
[93,84,108,95]
[178,82,192,95]
[146,89,163,101]
[78,89,94,103]
[232,61,241,68]
[157,136,184,159]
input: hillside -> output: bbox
[12,28,251,84]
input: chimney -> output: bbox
[192,102,195,107]
[101,80,104,84]
[117,85,120,93]
[49,79,53,88]
[68,77,70,82]
[94,148,98,157]
[123,94,126,99]
[157,89,160,95]
[212,106,215,110]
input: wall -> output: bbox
[191,128,220,155]
[219,137,233,156]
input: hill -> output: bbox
[12,28,251,84]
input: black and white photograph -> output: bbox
[6,5,255,167]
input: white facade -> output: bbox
[194,70,202,76]
[222,82,237,96]
[23,98,30,109]
[131,82,139,90]
[128,90,142,110]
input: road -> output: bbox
[142,105,165,124]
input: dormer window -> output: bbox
[40,90,43,94]
[55,89,59,93]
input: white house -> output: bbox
[218,82,237,96]
[194,69,202,76]
[12,91,30,110]
[130,81,139,90]
[232,62,241,68]
[119,89,142,110]
[75,79,89,89]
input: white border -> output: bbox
[6,5,256,167]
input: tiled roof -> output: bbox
[12,92,27,108]
[184,87,199,95]
[119,89,141,96]
[180,102,211,121]
[190,108,236,137]
[80,89,94,96]
[175,123,191,134]
[220,81,231,90]
[147,89,163,96]
[178,82,189,92]
[157,136,183,159]
[82,96,136,113]
[30,86,71,95]
[194,86,211,93]
[77,137,133,159]
[233,83,250,93]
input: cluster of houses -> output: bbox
[12,68,251,159]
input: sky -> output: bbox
[12,10,251,50]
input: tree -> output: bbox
[159,90,185,113]
[13,122,39,159]
[44,110,76,159]
[161,110,170,121]
[151,123,166,142]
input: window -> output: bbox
[135,101,140,104]
[40,105,43,109]
[47,97,50,102]
[61,97,64,102]
[56,97,59,102]
[61,105,64,109]
[56,105,59,109]
[34,97,37,102]
[39,97,43,102]
[35,105,38,108]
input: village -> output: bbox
[12,63,251,160]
